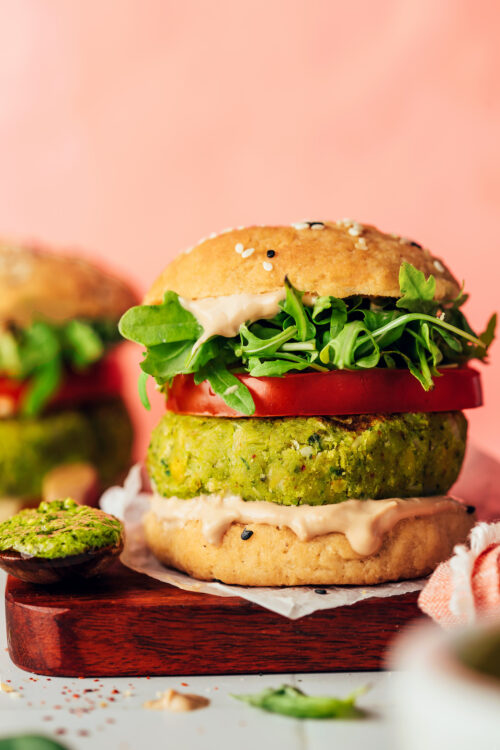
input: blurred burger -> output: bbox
[0,241,137,516]
[120,221,495,585]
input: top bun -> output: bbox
[145,221,460,304]
[0,241,138,327]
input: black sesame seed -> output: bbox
[307,221,324,228]
[241,528,253,540]
[314,588,328,595]
[466,505,476,514]
[266,249,275,258]
[410,241,422,248]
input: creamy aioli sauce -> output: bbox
[143,689,209,712]
[150,493,465,557]
[180,290,285,349]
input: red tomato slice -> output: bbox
[0,356,122,416]
[166,366,483,417]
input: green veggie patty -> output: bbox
[148,410,467,505]
[0,399,133,499]
[0,498,123,559]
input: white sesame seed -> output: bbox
[390,233,400,239]
[241,247,255,258]
[310,223,325,230]
[337,218,355,227]
[209,232,218,239]
[348,224,363,237]
[183,246,194,254]
[399,237,411,245]
[355,237,368,250]
[263,261,273,271]
[292,222,309,230]
[433,259,444,272]
[235,243,244,254]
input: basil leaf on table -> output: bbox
[0,736,69,750]
[232,684,367,719]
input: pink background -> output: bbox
[0,0,498,459]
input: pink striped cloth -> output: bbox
[419,522,500,627]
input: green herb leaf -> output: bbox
[396,262,437,314]
[282,277,316,341]
[0,736,69,750]
[20,359,63,417]
[138,370,151,410]
[200,361,255,415]
[119,291,202,346]
[63,320,104,368]
[232,684,367,719]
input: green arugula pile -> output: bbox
[0,319,120,416]
[232,683,367,719]
[119,263,496,416]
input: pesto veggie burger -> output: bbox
[120,221,495,585]
[0,241,136,513]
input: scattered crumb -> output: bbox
[143,689,210,713]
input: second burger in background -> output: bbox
[120,220,495,586]
[0,241,137,517]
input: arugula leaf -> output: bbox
[282,277,316,341]
[198,361,255,415]
[63,320,104,368]
[118,291,201,346]
[21,360,62,417]
[232,684,367,719]
[397,262,438,314]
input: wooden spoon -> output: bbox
[0,537,123,584]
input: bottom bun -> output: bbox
[143,508,474,586]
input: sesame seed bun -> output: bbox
[144,221,460,303]
[143,506,474,586]
[0,241,138,327]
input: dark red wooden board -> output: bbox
[5,561,421,677]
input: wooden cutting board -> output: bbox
[6,446,498,678]
[6,563,420,677]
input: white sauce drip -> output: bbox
[150,493,465,557]
[179,290,285,349]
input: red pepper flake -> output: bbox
[181,682,189,687]
[73,694,80,699]
[77,730,90,737]
[53,705,62,710]
[93,679,100,682]
[301,465,306,472]
[111,689,120,694]
[108,697,116,702]
[43,716,53,722]
[55,729,67,736]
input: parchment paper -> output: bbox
[100,445,498,619]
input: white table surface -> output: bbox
[0,570,401,750]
